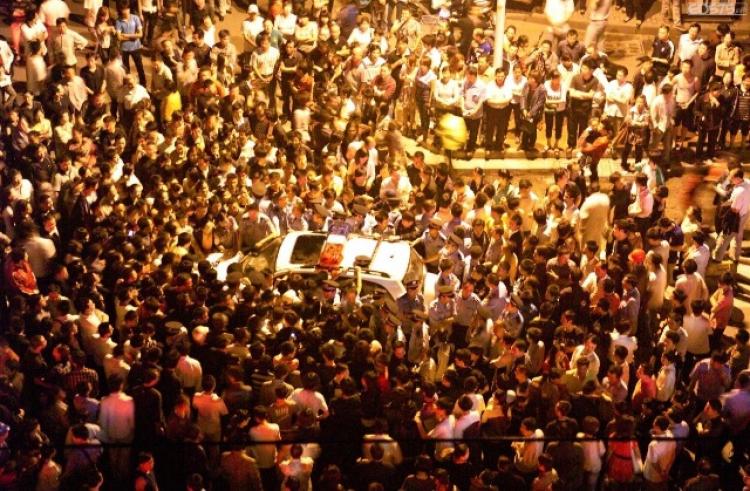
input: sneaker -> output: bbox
[635,20,642,28]
[624,16,632,22]
[565,148,573,159]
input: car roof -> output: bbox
[276,232,412,281]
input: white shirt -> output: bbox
[729,179,750,216]
[643,431,676,483]
[274,13,297,36]
[434,78,461,106]
[578,433,606,473]
[604,80,634,118]
[241,17,264,51]
[686,243,710,278]
[683,314,711,355]
[175,354,203,389]
[677,33,703,62]
[251,46,280,77]
[40,0,70,26]
[288,388,328,417]
[453,410,480,438]
[99,391,135,442]
[650,94,676,131]
[484,80,513,107]
[647,266,668,311]
[249,421,281,468]
[656,364,676,402]
[192,391,228,437]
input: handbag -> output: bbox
[519,117,536,135]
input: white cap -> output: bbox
[248,4,259,14]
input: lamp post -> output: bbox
[494,0,507,68]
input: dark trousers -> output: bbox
[465,117,481,152]
[484,104,510,151]
[510,102,523,136]
[625,0,647,19]
[280,79,294,117]
[545,111,565,141]
[696,127,719,158]
[416,87,431,138]
[567,109,589,148]
[142,11,157,46]
[260,467,278,491]
[521,119,539,149]
[621,142,644,168]
[122,48,146,85]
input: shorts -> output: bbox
[675,106,693,127]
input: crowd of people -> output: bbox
[0,0,749,489]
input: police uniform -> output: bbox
[407,310,431,364]
[428,284,457,334]
[238,207,277,253]
[415,217,446,273]
[397,281,426,319]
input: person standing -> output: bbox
[133,452,159,491]
[50,18,88,68]
[566,61,599,158]
[660,0,681,28]
[603,67,634,145]
[461,66,486,157]
[694,82,723,160]
[520,73,546,152]
[115,3,146,84]
[584,0,611,53]
[620,95,650,171]
[649,83,676,171]
[672,59,700,151]
[643,416,677,490]
[733,74,750,150]
[483,68,512,157]
[714,168,750,262]
[651,25,675,79]
[99,375,135,482]
[249,406,282,491]
[543,70,567,156]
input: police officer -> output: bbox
[440,233,466,279]
[429,284,457,336]
[407,309,430,365]
[452,279,481,349]
[413,217,446,274]
[238,200,278,253]
[397,278,425,324]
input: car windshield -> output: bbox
[289,234,327,266]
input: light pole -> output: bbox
[494,0,507,69]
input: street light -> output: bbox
[494,0,507,68]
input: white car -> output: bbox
[208,231,437,305]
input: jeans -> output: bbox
[122,48,146,84]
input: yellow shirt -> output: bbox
[162,91,182,122]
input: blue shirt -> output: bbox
[115,15,143,52]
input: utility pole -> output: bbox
[493,0,507,68]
